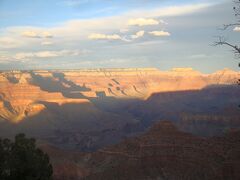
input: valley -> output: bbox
[0,68,239,151]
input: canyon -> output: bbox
[42,120,240,180]
[0,68,237,122]
[0,68,239,151]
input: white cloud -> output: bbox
[15,52,35,60]
[0,49,85,63]
[52,3,210,38]
[0,55,12,63]
[120,28,129,33]
[0,37,22,49]
[34,51,59,58]
[233,26,240,32]
[88,33,122,40]
[131,31,145,39]
[149,31,171,36]
[14,50,81,60]
[22,31,53,38]
[22,31,40,38]
[2,3,211,43]
[42,31,53,38]
[128,18,159,26]
[0,1,211,64]
[41,41,53,45]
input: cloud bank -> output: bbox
[149,31,171,36]
[88,33,122,40]
[22,31,53,38]
[128,18,159,26]
[233,27,240,32]
[131,31,145,39]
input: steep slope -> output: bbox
[127,85,240,136]
[41,121,240,180]
[85,121,240,180]
[0,71,89,123]
[0,71,140,151]
[0,68,239,151]
[54,68,239,98]
[0,68,238,123]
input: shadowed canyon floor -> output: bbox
[0,68,239,151]
[41,121,240,180]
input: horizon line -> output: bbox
[0,67,237,74]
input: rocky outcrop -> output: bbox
[0,71,141,151]
[25,68,239,99]
[0,72,88,123]
[127,85,240,136]
[60,68,239,98]
[1,68,238,123]
[0,68,239,151]
[41,120,240,180]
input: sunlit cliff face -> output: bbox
[0,68,238,123]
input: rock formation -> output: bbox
[0,71,88,123]
[0,68,238,122]
[0,68,239,151]
[41,120,240,180]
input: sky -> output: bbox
[0,0,239,73]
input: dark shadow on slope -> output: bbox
[29,71,143,119]
[1,80,239,152]
[84,121,240,180]
[0,100,143,152]
[88,84,240,137]
[95,91,107,98]
[111,78,120,85]
[127,85,240,136]
[40,121,240,180]
[121,90,127,96]
[29,71,90,99]
[52,72,91,92]
[133,85,143,94]
[4,74,19,84]
[108,88,116,96]
[0,94,15,114]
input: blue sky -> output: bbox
[0,0,239,72]
[0,0,210,26]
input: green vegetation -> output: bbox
[0,133,53,180]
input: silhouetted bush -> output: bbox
[0,133,53,180]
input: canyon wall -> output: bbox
[0,68,239,151]
[42,121,240,180]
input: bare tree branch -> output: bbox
[214,36,240,54]
[215,1,240,59]
[219,1,240,30]
[221,23,240,30]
